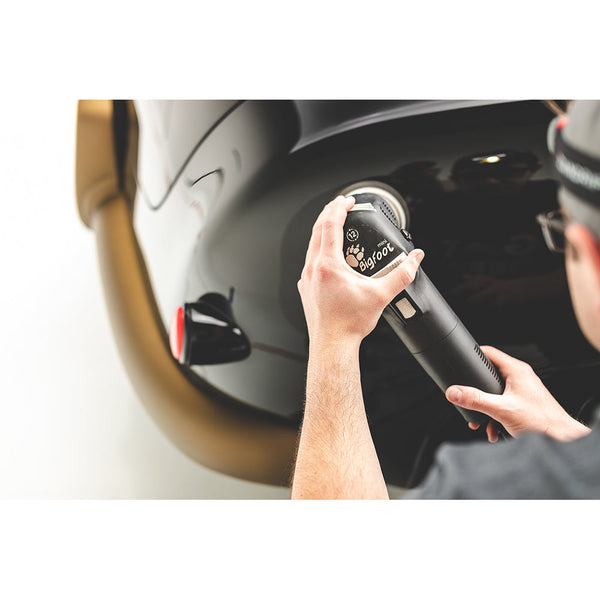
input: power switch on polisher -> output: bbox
[395,296,418,320]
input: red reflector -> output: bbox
[557,116,568,130]
[169,306,184,360]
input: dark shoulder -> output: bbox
[404,427,600,499]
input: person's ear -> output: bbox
[564,223,600,349]
[565,223,600,273]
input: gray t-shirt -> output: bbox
[404,423,600,499]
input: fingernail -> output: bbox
[449,388,462,404]
[345,195,355,207]
[414,249,425,262]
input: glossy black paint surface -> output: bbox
[137,100,600,487]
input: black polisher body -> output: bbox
[343,194,505,426]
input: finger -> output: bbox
[486,421,499,443]
[479,345,530,379]
[319,195,352,223]
[320,195,355,261]
[468,422,480,430]
[304,218,323,268]
[376,249,425,301]
[446,385,503,420]
[304,197,345,267]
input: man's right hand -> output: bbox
[297,195,424,349]
[445,346,590,442]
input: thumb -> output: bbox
[446,385,504,420]
[377,248,425,301]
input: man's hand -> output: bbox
[445,346,590,442]
[297,195,425,349]
[291,195,424,499]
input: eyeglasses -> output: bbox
[536,210,567,254]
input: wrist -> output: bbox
[548,416,591,442]
[308,333,362,357]
[306,335,363,408]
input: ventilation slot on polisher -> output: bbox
[353,192,399,228]
[474,344,503,385]
[373,196,400,228]
[339,181,409,230]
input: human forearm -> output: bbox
[291,339,388,500]
[292,195,423,499]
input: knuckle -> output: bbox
[518,361,534,375]
[464,388,481,409]
[331,201,347,219]
[322,217,337,233]
[397,266,416,288]
[315,261,333,279]
[321,203,334,218]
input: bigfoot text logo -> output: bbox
[346,241,395,272]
